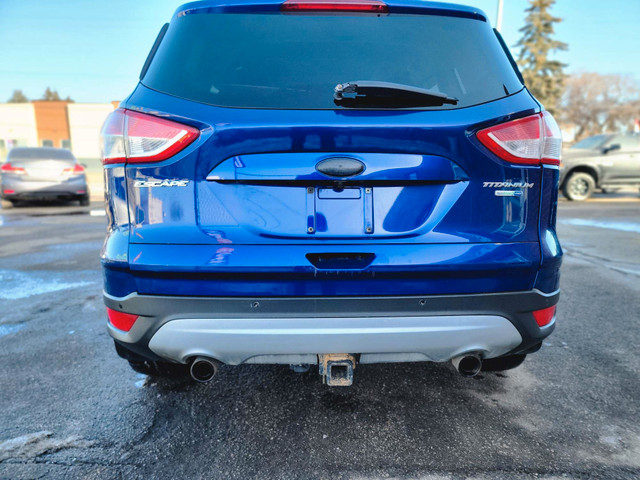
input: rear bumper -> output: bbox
[106,289,558,365]
[1,177,88,200]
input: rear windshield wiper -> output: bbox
[334,81,458,108]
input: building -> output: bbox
[67,103,118,159]
[0,103,39,156]
[32,101,72,149]
[0,101,117,161]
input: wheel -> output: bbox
[481,354,527,372]
[1,199,15,209]
[563,172,596,201]
[79,194,90,206]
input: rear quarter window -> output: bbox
[143,12,523,110]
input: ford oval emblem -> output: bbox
[316,157,365,178]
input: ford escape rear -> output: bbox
[101,0,562,386]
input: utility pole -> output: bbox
[496,0,504,31]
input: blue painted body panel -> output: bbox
[535,166,563,293]
[125,242,539,296]
[100,3,562,299]
[208,152,467,183]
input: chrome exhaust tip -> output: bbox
[451,354,482,377]
[190,356,220,383]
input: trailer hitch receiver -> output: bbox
[319,354,356,387]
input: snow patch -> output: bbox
[560,218,640,234]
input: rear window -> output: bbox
[142,12,523,110]
[8,148,75,161]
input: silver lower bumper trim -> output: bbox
[148,315,522,365]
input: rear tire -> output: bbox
[79,195,90,206]
[563,172,595,201]
[0,199,15,209]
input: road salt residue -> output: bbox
[0,269,95,300]
[559,218,640,234]
[0,431,94,461]
[0,324,24,338]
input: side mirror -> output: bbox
[602,144,621,154]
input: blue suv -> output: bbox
[101,0,562,386]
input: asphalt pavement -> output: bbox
[0,193,639,479]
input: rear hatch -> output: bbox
[112,2,546,296]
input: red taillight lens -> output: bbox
[1,163,27,174]
[476,112,562,166]
[533,305,556,327]
[100,109,200,165]
[281,0,388,13]
[106,307,139,332]
[126,111,200,164]
[62,163,85,175]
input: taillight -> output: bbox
[101,109,126,164]
[100,109,200,165]
[533,305,556,327]
[1,163,27,175]
[126,111,200,164]
[281,0,388,13]
[476,112,562,166]
[62,163,85,175]
[106,307,139,332]
[541,112,562,163]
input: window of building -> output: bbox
[61,139,71,150]
[10,139,29,148]
[42,140,54,147]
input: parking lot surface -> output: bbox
[0,194,639,479]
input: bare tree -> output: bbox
[560,73,640,140]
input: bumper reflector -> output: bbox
[106,308,139,332]
[533,305,556,327]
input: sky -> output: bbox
[0,0,638,103]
